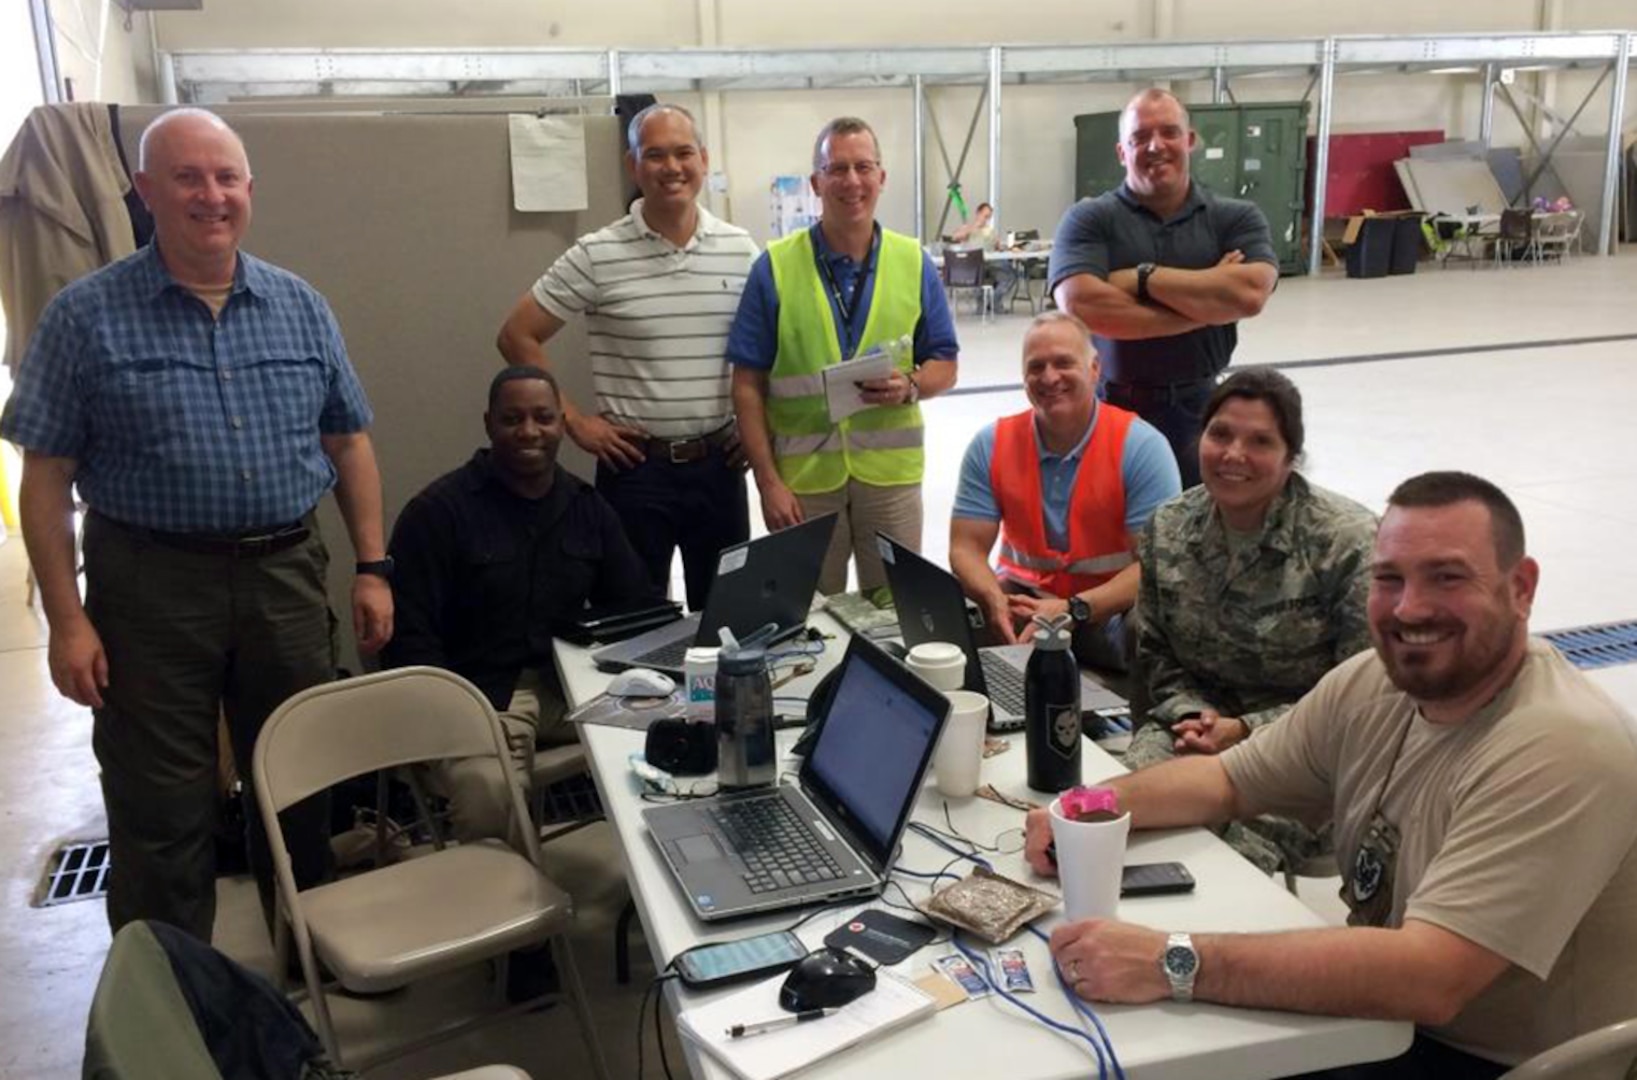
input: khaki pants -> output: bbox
[798,479,922,595]
[84,513,335,941]
[432,669,577,843]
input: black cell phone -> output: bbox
[673,930,809,988]
[1120,862,1196,897]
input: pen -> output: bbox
[726,1008,840,1039]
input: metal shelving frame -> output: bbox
[165,32,1636,271]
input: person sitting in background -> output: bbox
[949,201,997,247]
[1126,366,1377,872]
[949,311,1179,673]
[385,366,655,842]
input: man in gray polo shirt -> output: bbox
[1049,89,1277,488]
[497,103,760,610]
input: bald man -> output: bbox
[1,107,391,940]
[1049,89,1277,488]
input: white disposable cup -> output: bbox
[932,690,989,798]
[906,642,966,692]
[1048,797,1132,921]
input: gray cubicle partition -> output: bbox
[116,102,626,673]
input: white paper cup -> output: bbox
[906,642,966,692]
[1048,797,1132,921]
[932,690,989,798]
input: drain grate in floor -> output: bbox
[1540,620,1637,670]
[539,773,604,827]
[38,840,111,906]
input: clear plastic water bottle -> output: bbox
[715,643,775,790]
[1025,614,1082,793]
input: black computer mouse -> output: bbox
[778,947,877,1012]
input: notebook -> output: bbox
[876,533,1128,732]
[676,969,936,1080]
[643,634,948,921]
[592,514,837,678]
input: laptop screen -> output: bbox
[804,637,948,863]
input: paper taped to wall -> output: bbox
[508,114,589,212]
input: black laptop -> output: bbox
[642,634,949,921]
[592,514,837,678]
[876,533,1128,732]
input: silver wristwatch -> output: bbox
[1160,932,1198,1002]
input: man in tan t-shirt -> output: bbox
[1024,470,1637,1077]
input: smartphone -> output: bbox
[674,930,809,988]
[1121,862,1196,897]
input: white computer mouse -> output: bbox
[607,668,676,698]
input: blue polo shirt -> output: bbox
[1047,181,1275,385]
[1,243,373,533]
[726,223,959,368]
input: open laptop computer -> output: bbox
[592,514,837,678]
[876,533,1127,733]
[643,634,948,921]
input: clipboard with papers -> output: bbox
[821,335,913,423]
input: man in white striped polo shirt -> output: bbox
[498,103,760,610]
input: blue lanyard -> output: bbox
[816,226,878,358]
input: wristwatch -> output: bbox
[904,370,921,405]
[1160,932,1199,1002]
[1136,262,1157,302]
[1067,595,1093,626]
[356,557,395,580]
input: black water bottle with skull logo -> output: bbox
[1025,614,1082,793]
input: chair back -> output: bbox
[1500,1017,1637,1078]
[255,667,509,813]
[85,923,232,1080]
[944,247,985,288]
[1498,208,1533,241]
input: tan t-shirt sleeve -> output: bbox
[1219,651,1377,821]
[1404,699,1637,979]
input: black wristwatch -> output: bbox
[1068,595,1093,626]
[356,557,395,580]
[1136,262,1157,303]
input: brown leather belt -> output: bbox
[96,511,311,558]
[644,422,735,464]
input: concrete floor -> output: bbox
[5,249,1637,1078]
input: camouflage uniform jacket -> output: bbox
[1136,472,1376,735]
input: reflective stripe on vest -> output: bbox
[766,227,924,494]
[990,404,1136,597]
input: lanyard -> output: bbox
[816,226,878,357]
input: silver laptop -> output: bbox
[643,634,948,921]
[876,533,1127,732]
[592,514,837,678]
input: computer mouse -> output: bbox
[607,668,676,698]
[778,947,877,1012]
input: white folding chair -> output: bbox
[1499,1018,1637,1079]
[252,666,610,1077]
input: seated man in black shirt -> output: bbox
[386,365,655,840]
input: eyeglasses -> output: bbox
[819,160,881,180]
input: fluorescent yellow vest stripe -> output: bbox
[766,227,925,494]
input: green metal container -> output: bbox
[1073,101,1310,275]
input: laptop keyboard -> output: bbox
[980,653,1029,717]
[709,797,844,895]
[633,637,690,671]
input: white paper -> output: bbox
[677,970,935,1080]
[508,114,589,213]
[822,348,899,423]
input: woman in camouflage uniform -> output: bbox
[1126,367,1377,873]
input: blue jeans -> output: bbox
[1101,376,1217,489]
[597,447,750,612]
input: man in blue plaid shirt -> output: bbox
[0,108,393,941]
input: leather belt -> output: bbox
[644,422,735,465]
[1104,377,1218,407]
[96,512,311,558]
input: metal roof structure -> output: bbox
[165,32,1636,271]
